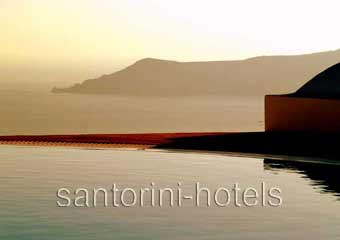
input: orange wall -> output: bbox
[265,95,340,133]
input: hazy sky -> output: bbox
[1,0,340,71]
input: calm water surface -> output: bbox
[0,83,263,135]
[0,146,339,239]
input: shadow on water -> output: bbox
[264,158,340,200]
[155,132,340,160]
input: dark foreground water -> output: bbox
[0,146,339,239]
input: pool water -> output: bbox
[0,146,339,239]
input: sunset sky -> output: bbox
[1,0,340,82]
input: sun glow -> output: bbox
[1,0,340,67]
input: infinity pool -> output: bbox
[0,146,339,239]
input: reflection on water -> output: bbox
[0,146,340,239]
[264,158,340,199]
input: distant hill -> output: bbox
[52,49,340,96]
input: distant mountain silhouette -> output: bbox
[52,49,340,96]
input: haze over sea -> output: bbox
[0,82,263,135]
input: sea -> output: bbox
[0,82,263,135]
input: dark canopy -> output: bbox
[292,62,340,99]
